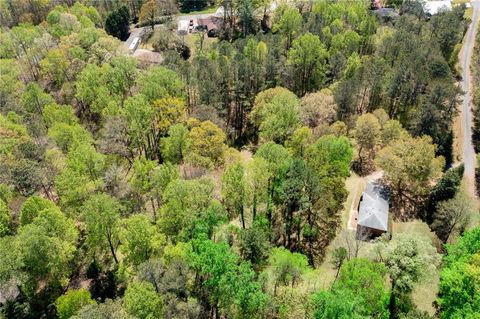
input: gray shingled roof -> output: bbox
[357,182,389,232]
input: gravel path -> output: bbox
[460,0,480,197]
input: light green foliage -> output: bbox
[55,165,100,211]
[123,281,162,319]
[16,209,77,285]
[47,9,81,37]
[89,36,121,65]
[75,63,120,115]
[130,157,157,195]
[438,253,480,319]
[21,82,55,113]
[121,214,164,267]
[250,87,294,127]
[107,56,138,98]
[137,66,184,102]
[70,3,102,27]
[150,162,179,199]
[354,113,380,157]
[438,228,480,319]
[222,161,248,228]
[255,142,292,176]
[376,134,444,214]
[0,184,13,204]
[161,124,190,164]
[189,240,267,317]
[255,142,292,224]
[381,119,406,146]
[377,234,440,294]
[42,103,78,128]
[286,126,313,157]
[0,0,466,317]
[0,113,29,156]
[66,142,105,180]
[0,236,23,286]
[312,288,367,319]
[313,259,389,319]
[32,207,78,244]
[251,88,300,144]
[158,179,214,238]
[48,123,93,153]
[246,157,271,218]
[55,289,95,319]
[187,120,227,167]
[305,135,353,179]
[55,141,105,210]
[82,193,122,263]
[0,199,11,237]
[0,59,24,112]
[71,299,131,319]
[335,259,389,318]
[123,94,153,154]
[430,191,472,243]
[40,48,69,87]
[273,7,302,49]
[267,247,310,288]
[288,33,328,95]
[330,30,361,57]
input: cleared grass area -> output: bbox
[392,220,440,314]
[184,33,218,57]
[465,7,474,19]
[319,193,442,314]
[459,179,480,225]
[142,26,218,59]
[412,270,440,315]
[340,172,366,227]
[452,113,463,163]
[181,6,218,15]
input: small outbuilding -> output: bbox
[356,181,390,240]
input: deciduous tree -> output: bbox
[430,191,472,243]
[55,289,95,319]
[376,135,444,218]
[222,161,248,228]
[123,281,163,319]
[287,33,328,96]
[82,193,122,264]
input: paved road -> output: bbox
[460,1,480,197]
[123,27,145,50]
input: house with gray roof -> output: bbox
[356,181,390,240]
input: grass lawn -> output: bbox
[465,7,473,19]
[317,175,443,314]
[142,26,218,58]
[340,172,365,227]
[392,220,440,314]
[183,33,218,57]
[452,113,463,163]
[182,6,218,15]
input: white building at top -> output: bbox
[425,0,452,15]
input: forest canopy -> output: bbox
[0,0,477,319]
